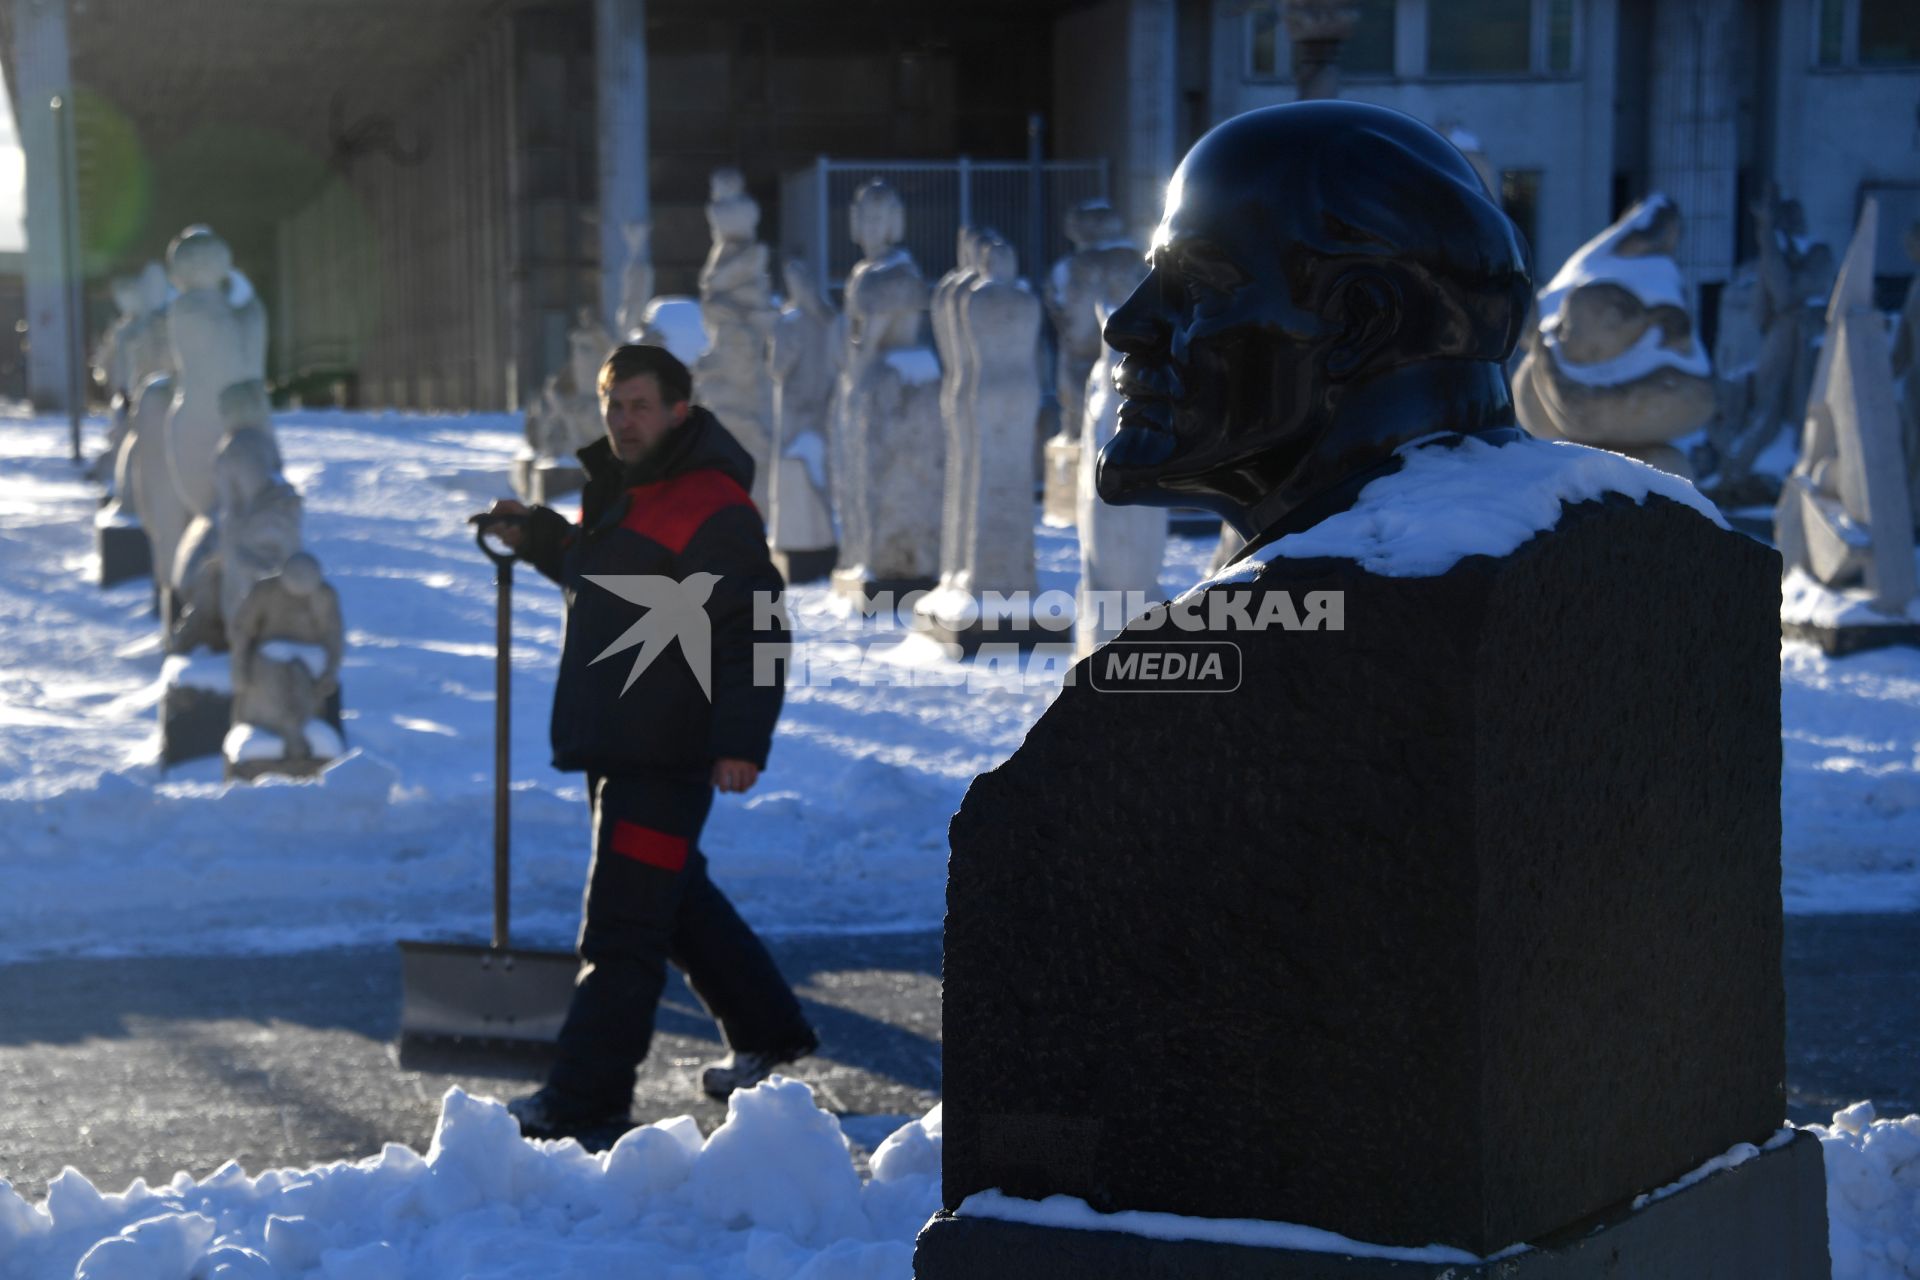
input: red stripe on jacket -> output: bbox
[619,469,755,554]
[608,820,690,871]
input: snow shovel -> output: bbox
[397,516,579,1054]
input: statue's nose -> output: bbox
[1103,272,1169,358]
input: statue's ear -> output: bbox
[1324,269,1404,381]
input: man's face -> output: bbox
[1098,162,1331,508]
[603,372,689,464]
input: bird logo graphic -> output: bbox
[582,573,722,700]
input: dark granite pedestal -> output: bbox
[95,520,152,588]
[829,569,938,611]
[773,546,838,585]
[916,1131,1828,1280]
[930,492,1813,1271]
[1782,618,1920,656]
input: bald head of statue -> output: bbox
[1099,101,1533,538]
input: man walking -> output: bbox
[481,343,815,1142]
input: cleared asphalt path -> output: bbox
[0,916,1912,1202]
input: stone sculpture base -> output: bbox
[1781,570,1920,656]
[1783,617,1920,655]
[773,547,838,586]
[914,1131,1828,1280]
[912,590,1074,655]
[96,521,152,588]
[510,454,585,506]
[161,679,345,770]
[831,568,937,610]
[942,495,1786,1255]
[1042,436,1080,527]
[227,755,331,783]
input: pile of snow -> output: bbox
[1811,1103,1920,1280]
[1211,433,1723,583]
[0,1080,942,1280]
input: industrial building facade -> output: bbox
[4,0,1916,413]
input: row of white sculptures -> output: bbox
[521,174,1170,654]
[92,225,345,774]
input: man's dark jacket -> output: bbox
[518,407,788,775]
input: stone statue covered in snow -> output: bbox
[226,552,345,778]
[1719,189,1837,495]
[1044,200,1142,525]
[832,178,944,595]
[615,221,655,339]
[932,227,985,598]
[517,308,612,502]
[95,263,175,583]
[767,260,840,581]
[693,167,776,506]
[1888,219,1920,531]
[156,226,268,601]
[1776,198,1917,643]
[169,382,305,655]
[1512,195,1714,477]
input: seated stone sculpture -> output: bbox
[226,552,345,778]
[1512,195,1715,478]
[517,309,612,502]
[1776,198,1916,641]
[929,100,1792,1272]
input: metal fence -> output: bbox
[778,157,1109,299]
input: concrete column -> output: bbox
[595,0,649,335]
[1123,0,1178,244]
[11,0,77,412]
[1648,0,1740,306]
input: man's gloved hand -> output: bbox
[475,499,529,550]
[712,758,760,794]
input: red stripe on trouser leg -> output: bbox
[609,819,689,871]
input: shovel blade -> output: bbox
[397,939,579,1044]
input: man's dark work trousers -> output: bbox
[548,770,810,1107]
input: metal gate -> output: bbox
[779,156,1110,298]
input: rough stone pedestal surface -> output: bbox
[941,494,1785,1256]
[915,1131,1828,1280]
[161,684,344,769]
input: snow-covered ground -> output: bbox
[3,409,1918,1277]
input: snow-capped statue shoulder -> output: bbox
[1211,433,1726,584]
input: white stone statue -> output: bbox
[90,274,144,483]
[831,178,944,592]
[1720,190,1837,491]
[1775,198,1917,620]
[226,552,345,776]
[693,167,776,507]
[952,234,1041,599]
[615,221,655,339]
[169,382,304,654]
[1043,201,1143,524]
[1512,194,1715,477]
[933,227,986,596]
[517,308,612,500]
[160,226,268,590]
[1076,301,1168,658]
[767,260,839,576]
[99,263,177,545]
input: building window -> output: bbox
[1426,0,1578,77]
[1860,0,1920,65]
[1815,0,1920,68]
[1430,0,1532,74]
[1246,0,1397,80]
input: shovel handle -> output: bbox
[471,516,516,949]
